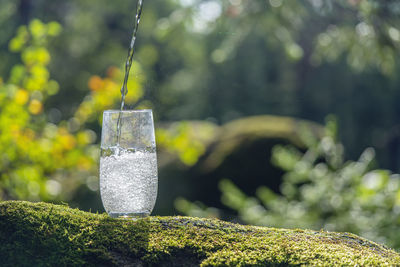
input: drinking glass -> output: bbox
[100,110,158,218]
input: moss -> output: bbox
[1,201,399,266]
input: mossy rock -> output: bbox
[1,201,399,266]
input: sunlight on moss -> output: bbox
[1,201,399,266]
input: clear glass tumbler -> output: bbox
[100,110,158,218]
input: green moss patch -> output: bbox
[1,201,399,266]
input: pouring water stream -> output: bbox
[116,0,144,147]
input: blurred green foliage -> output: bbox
[157,121,218,166]
[0,19,86,200]
[313,0,400,74]
[0,19,145,203]
[177,117,400,249]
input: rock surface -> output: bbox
[1,201,399,266]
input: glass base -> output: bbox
[109,212,149,219]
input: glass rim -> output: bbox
[103,109,152,114]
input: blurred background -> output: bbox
[2,0,400,249]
